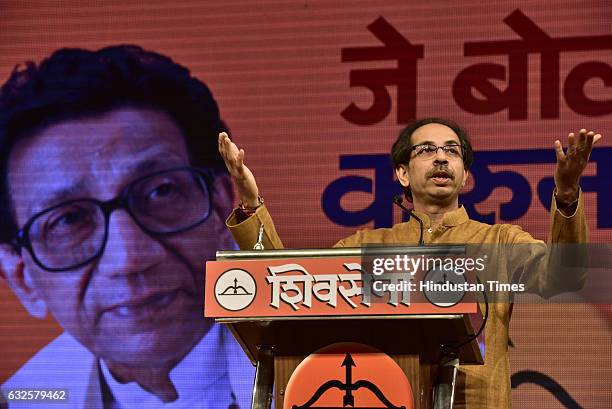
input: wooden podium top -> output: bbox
[204,248,485,365]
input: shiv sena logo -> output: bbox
[284,342,414,409]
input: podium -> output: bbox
[205,247,484,409]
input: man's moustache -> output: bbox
[426,167,454,179]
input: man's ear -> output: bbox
[395,165,410,188]
[210,174,237,250]
[0,245,48,319]
[462,169,469,188]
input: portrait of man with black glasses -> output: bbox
[0,45,252,408]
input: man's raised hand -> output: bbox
[218,132,260,207]
[554,128,602,205]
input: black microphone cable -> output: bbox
[392,194,425,246]
[439,276,489,363]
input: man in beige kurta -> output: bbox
[218,118,600,408]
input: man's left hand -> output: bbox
[554,128,602,206]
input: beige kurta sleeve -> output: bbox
[333,231,362,248]
[507,190,588,297]
[226,204,284,250]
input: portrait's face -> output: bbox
[395,123,468,206]
[6,106,232,367]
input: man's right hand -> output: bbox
[218,132,260,207]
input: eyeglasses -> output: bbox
[15,167,213,272]
[408,143,463,160]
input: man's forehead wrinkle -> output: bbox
[88,147,187,179]
[412,133,460,144]
[85,137,121,160]
[9,173,92,225]
[22,149,184,214]
[7,106,191,226]
[412,138,460,147]
[413,123,459,137]
[8,146,85,222]
[416,138,459,144]
[29,179,90,215]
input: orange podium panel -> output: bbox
[205,247,484,409]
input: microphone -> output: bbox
[393,195,425,246]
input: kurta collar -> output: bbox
[409,205,469,228]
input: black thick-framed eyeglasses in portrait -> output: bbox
[14,167,214,272]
